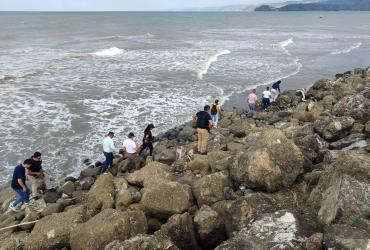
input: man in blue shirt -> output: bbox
[9,159,33,211]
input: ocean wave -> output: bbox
[91,47,125,57]
[276,38,294,55]
[0,69,45,84]
[330,42,362,55]
[195,50,231,80]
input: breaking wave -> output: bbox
[331,42,362,55]
[276,38,294,55]
[91,47,124,57]
[195,50,231,80]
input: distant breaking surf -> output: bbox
[195,50,231,80]
[91,47,124,57]
[331,42,362,55]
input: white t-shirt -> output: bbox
[123,139,136,154]
[263,90,271,99]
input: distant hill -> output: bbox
[255,0,370,11]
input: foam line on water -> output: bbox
[276,38,294,55]
[195,50,231,80]
[331,42,362,55]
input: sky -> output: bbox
[0,0,284,11]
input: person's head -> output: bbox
[277,80,281,84]
[108,131,114,138]
[204,105,210,112]
[146,124,155,131]
[32,152,42,162]
[252,89,256,93]
[128,132,135,139]
[23,158,33,168]
[266,87,270,90]
[214,100,219,104]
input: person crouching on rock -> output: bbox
[101,131,117,174]
[9,159,33,211]
[139,124,155,156]
[27,152,54,199]
[271,80,281,102]
[123,132,141,170]
[262,86,272,110]
[193,105,214,155]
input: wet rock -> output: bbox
[141,180,194,218]
[313,116,355,142]
[23,206,90,250]
[194,205,226,249]
[70,208,147,250]
[43,190,61,204]
[156,212,201,250]
[105,234,179,250]
[177,126,196,141]
[76,177,95,190]
[192,172,232,207]
[87,173,115,210]
[230,129,304,192]
[80,166,101,178]
[323,224,370,250]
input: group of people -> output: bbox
[9,152,54,211]
[101,124,155,174]
[247,80,282,112]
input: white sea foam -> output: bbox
[91,47,124,57]
[276,38,294,55]
[195,50,231,80]
[331,42,362,55]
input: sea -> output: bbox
[1,11,370,187]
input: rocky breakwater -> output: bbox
[0,67,370,250]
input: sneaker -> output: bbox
[8,202,20,212]
[20,202,30,210]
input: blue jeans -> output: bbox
[12,187,30,207]
[212,113,219,125]
[262,98,270,109]
[101,152,114,173]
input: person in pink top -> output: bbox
[247,89,258,114]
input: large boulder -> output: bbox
[141,180,194,217]
[313,116,355,142]
[187,155,211,175]
[323,224,370,250]
[230,129,304,192]
[23,206,90,250]
[306,79,334,101]
[153,143,177,165]
[105,234,179,250]
[207,150,233,172]
[329,133,367,150]
[194,205,226,249]
[192,172,233,207]
[126,161,171,186]
[70,208,147,250]
[0,187,16,213]
[308,150,370,226]
[156,212,201,250]
[333,93,370,123]
[87,173,115,210]
[215,210,316,250]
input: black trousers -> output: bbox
[139,142,153,156]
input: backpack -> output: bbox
[211,104,218,115]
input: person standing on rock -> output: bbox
[139,124,155,156]
[210,100,222,128]
[27,152,54,198]
[271,80,281,102]
[9,159,33,211]
[101,131,116,174]
[193,105,214,155]
[247,89,258,114]
[123,132,141,170]
[262,86,272,110]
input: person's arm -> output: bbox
[110,139,116,153]
[27,170,41,177]
[18,178,27,192]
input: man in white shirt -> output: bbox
[122,132,141,171]
[101,131,116,174]
[262,86,272,110]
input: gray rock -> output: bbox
[329,133,367,150]
[323,224,370,250]
[333,93,370,122]
[105,235,179,250]
[313,116,355,142]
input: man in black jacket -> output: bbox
[27,152,53,198]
